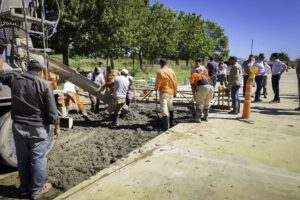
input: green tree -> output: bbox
[177,12,214,67]
[94,0,148,68]
[277,52,290,62]
[138,3,179,68]
[204,20,229,60]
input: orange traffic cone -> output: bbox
[238,66,258,123]
[240,78,253,122]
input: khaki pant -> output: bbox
[159,93,174,117]
[107,97,127,114]
[194,85,214,109]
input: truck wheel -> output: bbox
[0,112,56,167]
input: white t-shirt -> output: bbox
[112,76,130,98]
[63,81,76,93]
[218,63,227,75]
[87,72,104,85]
[253,61,266,76]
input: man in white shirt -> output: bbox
[63,81,88,117]
[253,53,266,102]
[218,59,227,86]
[87,67,105,113]
[107,69,130,126]
[270,53,287,103]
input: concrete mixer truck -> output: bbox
[0,0,106,167]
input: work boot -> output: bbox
[228,101,238,115]
[194,109,202,123]
[90,104,95,112]
[169,111,174,127]
[202,108,209,122]
[112,113,119,126]
[31,183,52,200]
[162,116,170,131]
[94,102,100,113]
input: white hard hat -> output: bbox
[121,68,129,75]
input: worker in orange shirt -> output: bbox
[48,72,59,90]
[155,58,178,130]
[104,66,121,94]
[190,69,214,122]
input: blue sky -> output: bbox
[150,0,300,60]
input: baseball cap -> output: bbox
[121,69,129,75]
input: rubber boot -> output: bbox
[169,111,174,127]
[195,109,202,123]
[112,113,119,126]
[94,101,100,113]
[228,101,238,115]
[90,104,95,112]
[202,108,209,122]
[237,101,241,113]
[163,116,170,131]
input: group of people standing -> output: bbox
[154,53,291,130]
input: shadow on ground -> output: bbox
[252,106,300,116]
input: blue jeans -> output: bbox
[255,76,263,100]
[12,122,49,196]
[231,85,240,102]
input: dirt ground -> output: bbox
[0,102,192,199]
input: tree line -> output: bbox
[44,0,229,68]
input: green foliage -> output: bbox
[204,20,229,60]
[177,12,212,62]
[277,52,290,62]
[46,0,229,68]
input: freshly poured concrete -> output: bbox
[56,71,300,200]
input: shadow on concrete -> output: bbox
[0,185,22,199]
[252,106,300,116]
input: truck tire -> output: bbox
[0,112,56,167]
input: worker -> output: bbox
[253,53,266,102]
[218,59,227,86]
[227,56,243,114]
[97,61,107,76]
[190,70,214,122]
[105,66,121,94]
[63,81,88,117]
[47,72,59,90]
[242,55,255,96]
[155,58,178,130]
[207,56,218,87]
[87,67,105,113]
[295,60,300,110]
[270,53,288,103]
[262,62,271,98]
[191,58,207,74]
[107,69,130,126]
[0,60,60,199]
[126,71,134,107]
